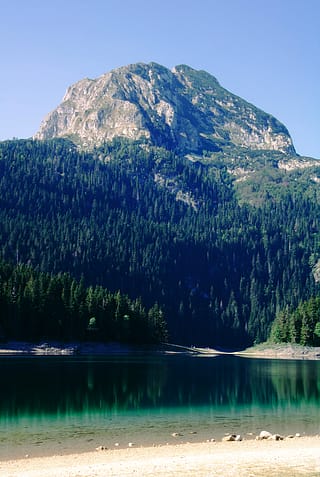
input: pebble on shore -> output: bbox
[94,429,303,454]
[221,430,302,443]
[222,434,242,442]
[95,445,107,451]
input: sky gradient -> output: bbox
[1,0,319,158]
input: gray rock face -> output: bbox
[35,62,296,154]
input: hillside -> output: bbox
[0,137,319,346]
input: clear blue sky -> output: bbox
[1,0,319,158]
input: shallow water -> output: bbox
[0,354,319,459]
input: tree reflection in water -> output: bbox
[0,355,319,420]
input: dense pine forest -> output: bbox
[0,138,319,347]
[270,296,320,347]
[0,260,167,344]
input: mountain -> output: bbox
[35,62,295,155]
[1,63,320,347]
[34,62,320,205]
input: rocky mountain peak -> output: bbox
[35,62,296,155]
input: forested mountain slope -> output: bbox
[0,138,319,346]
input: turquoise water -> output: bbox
[0,354,319,459]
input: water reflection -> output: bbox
[1,355,319,420]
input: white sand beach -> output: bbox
[1,437,320,477]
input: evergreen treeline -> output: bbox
[270,297,320,346]
[0,260,168,343]
[0,138,319,346]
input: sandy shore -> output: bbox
[237,343,320,360]
[1,437,320,477]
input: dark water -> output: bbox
[0,354,320,459]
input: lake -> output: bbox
[0,353,319,460]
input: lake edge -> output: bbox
[0,341,320,360]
